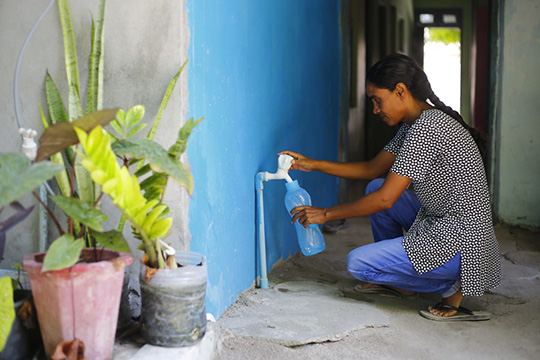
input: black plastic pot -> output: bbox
[140,251,207,347]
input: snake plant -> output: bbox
[34,0,202,272]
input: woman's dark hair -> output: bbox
[366,53,487,159]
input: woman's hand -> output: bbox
[291,206,327,228]
[278,150,316,172]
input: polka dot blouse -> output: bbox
[384,109,501,296]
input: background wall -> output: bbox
[0,0,190,272]
[186,0,342,317]
[494,0,540,227]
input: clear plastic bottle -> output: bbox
[284,180,326,256]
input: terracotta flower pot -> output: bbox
[140,251,207,347]
[23,249,132,360]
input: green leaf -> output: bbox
[68,83,83,121]
[51,196,107,231]
[45,72,69,125]
[42,234,84,272]
[126,123,147,138]
[125,105,145,128]
[39,106,72,197]
[36,108,119,162]
[74,156,95,204]
[86,0,105,115]
[146,60,188,141]
[140,173,168,201]
[92,230,130,252]
[134,163,152,177]
[112,139,193,195]
[116,109,127,126]
[0,153,63,208]
[57,0,82,121]
[110,120,124,137]
[0,276,15,352]
[169,117,204,160]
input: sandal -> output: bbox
[419,302,491,321]
[354,284,419,300]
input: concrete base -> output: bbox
[220,280,388,346]
[113,322,220,360]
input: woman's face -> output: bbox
[366,82,407,126]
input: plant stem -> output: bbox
[93,192,104,208]
[155,240,165,269]
[32,191,64,235]
[121,211,156,265]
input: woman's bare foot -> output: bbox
[358,282,417,296]
[428,289,463,317]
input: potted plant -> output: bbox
[78,111,206,347]
[15,0,205,356]
[0,152,62,360]
[21,109,134,360]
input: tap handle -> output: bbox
[278,154,293,172]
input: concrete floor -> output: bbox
[215,216,540,360]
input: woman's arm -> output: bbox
[279,150,396,180]
[291,172,412,227]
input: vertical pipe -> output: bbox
[255,172,268,289]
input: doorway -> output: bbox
[414,8,463,114]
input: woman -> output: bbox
[280,53,501,321]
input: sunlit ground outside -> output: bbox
[423,27,461,113]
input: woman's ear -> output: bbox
[394,82,408,98]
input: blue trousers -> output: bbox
[347,179,461,296]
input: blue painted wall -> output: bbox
[187,0,342,317]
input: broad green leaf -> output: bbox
[0,276,15,352]
[0,153,63,208]
[92,230,130,252]
[42,234,84,272]
[169,117,204,160]
[146,60,188,141]
[125,105,145,128]
[51,196,106,231]
[45,72,69,125]
[36,108,119,162]
[40,105,72,197]
[112,139,193,195]
[127,123,147,138]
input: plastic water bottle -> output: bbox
[284,180,326,256]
